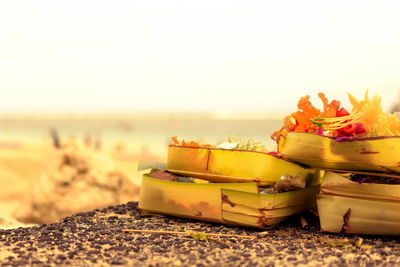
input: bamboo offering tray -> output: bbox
[139,146,321,229]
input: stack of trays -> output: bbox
[139,146,320,229]
[281,132,400,235]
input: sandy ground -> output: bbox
[0,143,151,219]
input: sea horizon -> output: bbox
[0,112,284,157]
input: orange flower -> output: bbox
[347,91,400,136]
[271,93,338,142]
[170,136,212,148]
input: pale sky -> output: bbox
[1,0,400,113]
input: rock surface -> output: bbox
[1,201,400,266]
[13,142,140,224]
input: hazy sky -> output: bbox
[1,1,400,113]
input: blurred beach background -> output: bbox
[1,0,400,225]
[0,113,282,221]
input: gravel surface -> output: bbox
[1,202,400,266]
